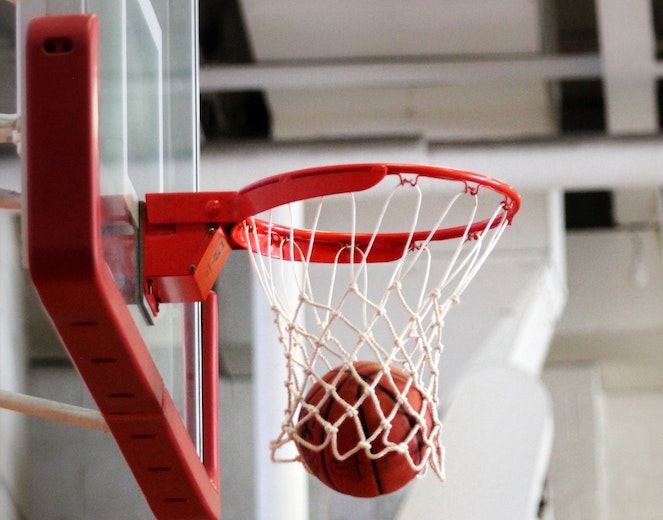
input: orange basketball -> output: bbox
[295,361,433,497]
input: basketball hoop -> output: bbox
[232,163,520,492]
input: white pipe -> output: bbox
[200,136,663,192]
[200,54,601,92]
[200,138,428,191]
[428,136,663,190]
[0,388,109,432]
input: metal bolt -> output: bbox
[205,199,221,215]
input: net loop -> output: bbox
[398,173,420,187]
[464,182,481,196]
[238,164,519,482]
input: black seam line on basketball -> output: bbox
[384,378,427,465]
[381,377,425,465]
[357,373,384,496]
[361,370,426,465]
[321,370,353,490]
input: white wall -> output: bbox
[604,389,663,519]
[545,366,663,520]
[543,363,608,520]
[545,219,663,519]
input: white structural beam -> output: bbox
[597,0,658,134]
[428,137,663,190]
[6,133,661,195]
[252,205,309,520]
[5,134,661,194]
[200,54,601,93]
[200,136,663,193]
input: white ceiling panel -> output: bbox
[239,0,550,141]
[268,80,555,140]
[241,0,543,60]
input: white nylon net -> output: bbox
[240,172,513,482]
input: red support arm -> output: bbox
[26,15,220,519]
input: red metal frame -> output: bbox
[141,201,233,316]
[26,15,219,519]
[228,163,521,263]
[139,169,380,311]
[143,162,520,266]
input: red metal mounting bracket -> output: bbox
[141,192,239,315]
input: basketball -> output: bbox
[295,361,433,497]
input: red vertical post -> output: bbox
[202,291,220,488]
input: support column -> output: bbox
[597,0,658,134]
[252,204,309,520]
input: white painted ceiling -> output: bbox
[243,0,543,59]
[208,0,556,141]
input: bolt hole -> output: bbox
[131,433,156,440]
[91,358,117,364]
[43,37,74,54]
[72,320,98,327]
[107,392,135,399]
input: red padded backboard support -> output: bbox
[26,15,220,519]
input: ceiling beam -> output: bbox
[596,0,658,134]
[199,54,601,92]
[199,135,663,192]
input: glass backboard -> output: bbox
[20,0,202,452]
